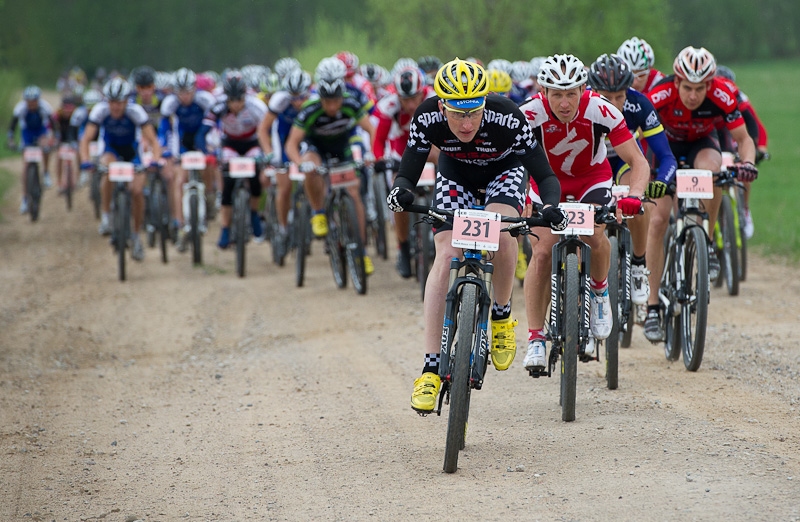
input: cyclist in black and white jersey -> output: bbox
[386,58,566,414]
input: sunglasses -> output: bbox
[443,103,485,120]
[633,69,649,79]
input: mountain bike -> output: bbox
[57,143,77,212]
[225,156,258,278]
[20,146,45,222]
[657,167,727,371]
[527,201,617,422]
[181,151,208,265]
[98,162,145,282]
[363,164,389,262]
[144,164,170,264]
[406,203,549,473]
[87,141,102,220]
[320,159,367,295]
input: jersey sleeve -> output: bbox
[126,104,151,127]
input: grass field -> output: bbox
[731,58,800,261]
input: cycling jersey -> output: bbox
[604,88,677,186]
[293,93,369,157]
[641,68,666,93]
[394,94,559,207]
[647,75,744,143]
[714,77,762,148]
[129,92,164,128]
[198,95,267,150]
[159,90,217,156]
[372,86,434,160]
[348,73,377,104]
[10,100,55,146]
[88,101,150,161]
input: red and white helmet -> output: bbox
[537,54,587,90]
[335,51,359,77]
[673,46,716,83]
[617,37,653,72]
[393,67,425,98]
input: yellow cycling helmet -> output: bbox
[487,69,512,94]
[434,58,488,101]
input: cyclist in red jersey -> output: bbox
[336,51,377,104]
[519,54,650,371]
[647,46,758,282]
[617,37,665,93]
[372,66,437,278]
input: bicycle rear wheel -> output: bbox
[27,163,41,222]
[662,230,681,361]
[716,194,739,295]
[115,191,130,282]
[190,192,202,265]
[681,226,709,371]
[561,253,579,422]
[605,236,620,390]
[341,193,367,295]
[234,188,248,278]
[443,283,477,473]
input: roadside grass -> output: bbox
[731,58,800,262]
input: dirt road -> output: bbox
[0,155,798,522]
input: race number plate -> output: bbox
[108,162,135,182]
[554,202,595,236]
[328,165,358,188]
[288,162,305,182]
[417,162,436,187]
[23,147,43,163]
[58,144,76,161]
[676,169,714,200]
[452,208,502,251]
[611,184,629,205]
[229,157,256,178]
[181,151,206,170]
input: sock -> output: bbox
[313,208,325,216]
[591,277,608,296]
[528,328,546,341]
[491,300,511,321]
[632,254,646,267]
[422,353,440,374]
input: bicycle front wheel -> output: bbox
[662,228,681,362]
[561,253,579,422]
[736,186,748,282]
[115,191,130,282]
[64,160,73,211]
[27,163,41,222]
[294,197,310,287]
[157,179,170,264]
[326,202,347,289]
[190,192,202,265]
[681,226,709,371]
[444,283,477,473]
[340,193,367,295]
[605,236,620,390]
[234,188,249,278]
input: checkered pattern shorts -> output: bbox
[432,166,526,232]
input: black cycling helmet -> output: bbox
[132,66,156,87]
[222,70,247,100]
[417,55,443,74]
[716,65,736,82]
[587,53,634,92]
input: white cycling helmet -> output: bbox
[673,46,717,83]
[315,57,346,98]
[103,77,131,101]
[617,37,652,72]
[174,67,196,90]
[391,57,419,77]
[23,85,42,101]
[282,68,312,95]
[83,88,103,107]
[486,59,514,76]
[274,57,301,80]
[537,54,588,90]
[511,60,534,83]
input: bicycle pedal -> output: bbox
[527,368,549,378]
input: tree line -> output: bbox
[0,0,797,83]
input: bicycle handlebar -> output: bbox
[405,203,552,233]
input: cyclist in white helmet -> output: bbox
[616,36,664,93]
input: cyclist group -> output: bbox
[6,40,768,415]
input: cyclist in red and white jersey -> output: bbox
[647,46,757,283]
[372,66,437,278]
[617,37,665,93]
[519,54,650,371]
